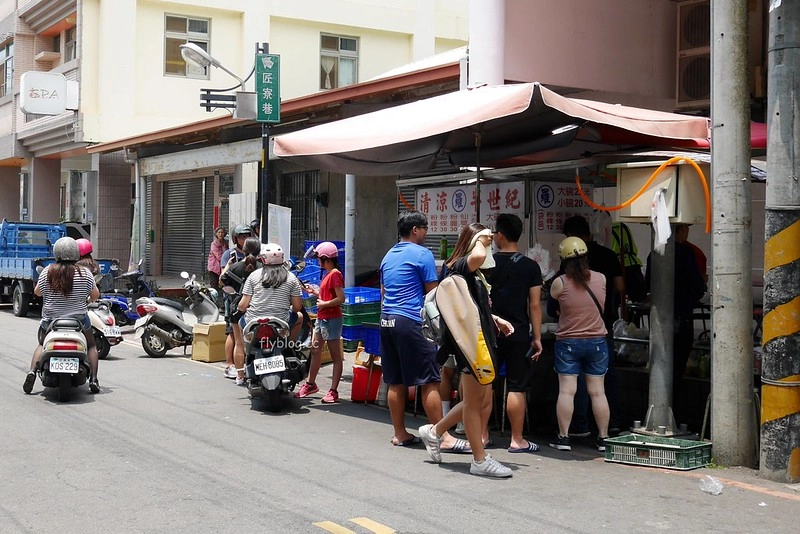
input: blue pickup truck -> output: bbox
[0,220,115,317]
[0,220,67,317]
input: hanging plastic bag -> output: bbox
[591,209,612,248]
[650,189,671,254]
[527,243,554,281]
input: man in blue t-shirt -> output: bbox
[380,211,452,448]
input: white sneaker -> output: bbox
[470,454,512,478]
[418,424,442,464]
[455,421,466,435]
[224,365,237,379]
[235,377,245,386]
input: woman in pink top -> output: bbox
[207,226,227,290]
[548,237,610,453]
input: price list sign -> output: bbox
[533,182,594,234]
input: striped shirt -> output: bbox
[241,268,301,324]
[37,264,96,321]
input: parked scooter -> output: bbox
[37,318,92,402]
[133,271,219,358]
[87,299,123,359]
[242,316,309,412]
[101,259,155,326]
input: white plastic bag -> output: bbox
[591,210,612,248]
[527,243,554,280]
[650,188,672,254]
[699,475,723,496]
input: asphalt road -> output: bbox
[1,305,798,533]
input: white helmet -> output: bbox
[260,243,285,265]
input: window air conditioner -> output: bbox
[676,0,710,110]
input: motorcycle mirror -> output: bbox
[303,246,316,260]
[180,271,189,279]
[35,265,43,274]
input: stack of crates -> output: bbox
[341,287,381,352]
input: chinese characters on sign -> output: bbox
[256,54,281,123]
[533,182,594,234]
[417,182,525,234]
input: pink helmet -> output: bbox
[76,238,93,257]
[260,243,285,265]
[314,241,339,259]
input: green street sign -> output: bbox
[256,53,280,123]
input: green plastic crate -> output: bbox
[604,434,712,471]
[342,311,381,326]
[342,301,381,316]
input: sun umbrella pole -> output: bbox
[475,132,482,221]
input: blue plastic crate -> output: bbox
[296,264,322,286]
[362,323,381,355]
[342,324,366,342]
[343,287,381,305]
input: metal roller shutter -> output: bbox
[162,178,212,276]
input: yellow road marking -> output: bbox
[350,517,396,534]
[313,521,356,534]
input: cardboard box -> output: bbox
[191,322,227,363]
[319,338,342,365]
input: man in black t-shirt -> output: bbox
[556,216,625,436]
[488,214,544,453]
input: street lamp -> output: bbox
[180,42,280,244]
[180,42,245,89]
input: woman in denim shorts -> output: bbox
[548,237,611,452]
[294,242,345,403]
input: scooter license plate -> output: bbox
[50,357,79,373]
[103,326,121,337]
[253,355,286,375]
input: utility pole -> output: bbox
[761,0,800,483]
[709,0,755,466]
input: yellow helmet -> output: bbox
[558,236,588,260]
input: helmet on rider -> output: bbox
[54,236,80,262]
[260,243,285,265]
[314,241,339,260]
[233,225,252,238]
[558,236,588,260]
[249,219,260,233]
[76,238,93,257]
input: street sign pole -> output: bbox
[255,45,281,243]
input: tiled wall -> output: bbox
[95,151,131,267]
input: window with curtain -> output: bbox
[164,14,210,79]
[0,41,12,98]
[320,34,358,90]
[64,27,77,61]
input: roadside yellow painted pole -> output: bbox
[760,0,800,483]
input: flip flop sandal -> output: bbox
[392,436,422,447]
[508,441,541,453]
[441,438,472,454]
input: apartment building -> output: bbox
[0,0,468,268]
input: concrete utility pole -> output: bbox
[761,0,800,483]
[647,237,676,430]
[709,0,755,467]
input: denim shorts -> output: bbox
[554,337,609,377]
[314,317,343,341]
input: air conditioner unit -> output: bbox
[676,0,710,109]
